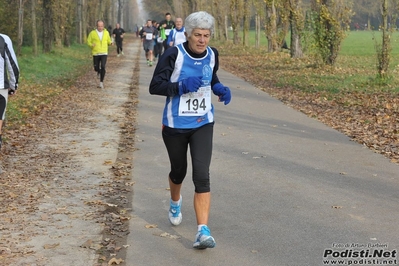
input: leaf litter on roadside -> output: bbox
[0,37,140,265]
[218,49,399,164]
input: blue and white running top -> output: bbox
[150,41,220,129]
[166,27,186,47]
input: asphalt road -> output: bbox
[126,42,399,266]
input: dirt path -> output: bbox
[0,34,140,266]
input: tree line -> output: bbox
[142,0,398,78]
[0,0,139,55]
[0,0,397,77]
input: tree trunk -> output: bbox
[255,14,260,49]
[289,0,303,58]
[82,0,87,43]
[266,0,278,52]
[367,16,371,31]
[225,15,229,41]
[53,7,62,47]
[211,0,224,40]
[17,0,25,55]
[379,0,390,77]
[64,3,74,47]
[118,0,123,24]
[326,18,336,64]
[230,0,242,45]
[31,0,38,56]
[242,0,250,46]
[312,0,350,66]
[77,0,82,44]
[42,0,53,53]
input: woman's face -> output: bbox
[187,29,211,54]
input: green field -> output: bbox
[227,30,399,56]
[217,30,399,93]
[341,31,399,56]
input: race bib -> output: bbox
[157,37,164,43]
[165,29,171,36]
[178,86,211,116]
[146,33,153,40]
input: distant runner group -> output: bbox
[138,12,186,67]
[86,12,186,89]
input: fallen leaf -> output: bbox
[90,244,103,250]
[9,192,18,198]
[145,224,157,229]
[159,232,181,239]
[43,243,60,249]
[104,160,114,165]
[108,257,124,265]
[80,239,93,248]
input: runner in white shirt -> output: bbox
[0,33,19,150]
[167,18,186,47]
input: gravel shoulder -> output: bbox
[0,35,140,266]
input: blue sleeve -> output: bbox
[149,47,180,96]
[166,30,174,46]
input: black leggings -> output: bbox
[93,55,107,82]
[116,41,123,54]
[162,123,214,193]
[163,40,170,52]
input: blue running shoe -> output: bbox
[193,225,216,249]
[168,196,182,225]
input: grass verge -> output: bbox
[6,44,92,129]
[212,31,399,163]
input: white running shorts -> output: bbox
[0,89,9,120]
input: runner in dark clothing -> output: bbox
[158,12,175,52]
[112,23,125,57]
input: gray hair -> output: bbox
[184,11,215,37]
